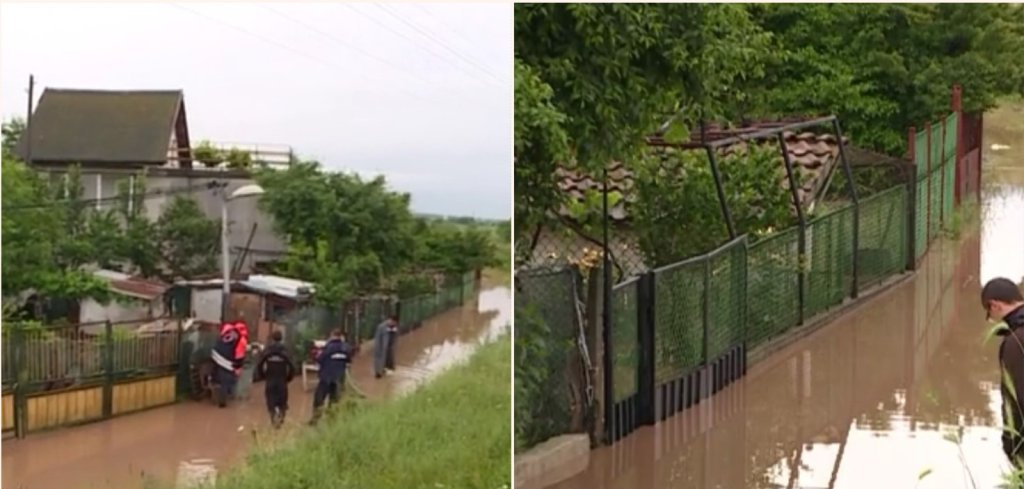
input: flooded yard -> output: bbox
[1,282,511,489]
[539,102,1024,489]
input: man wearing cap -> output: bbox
[981,277,1024,469]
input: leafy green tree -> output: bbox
[193,140,224,168]
[2,117,25,157]
[1,158,108,304]
[747,3,1024,154]
[514,4,772,240]
[416,221,499,276]
[113,174,161,277]
[157,196,220,279]
[255,161,418,304]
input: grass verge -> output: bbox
[215,336,511,489]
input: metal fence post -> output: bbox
[940,119,947,225]
[13,328,27,439]
[951,85,964,206]
[601,166,614,443]
[925,121,933,242]
[636,272,656,427]
[705,147,737,239]
[701,257,711,401]
[906,126,918,271]
[102,320,114,418]
[779,134,807,324]
[832,119,860,298]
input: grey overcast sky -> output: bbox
[0,2,511,219]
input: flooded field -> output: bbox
[541,103,1024,489]
[1,282,511,489]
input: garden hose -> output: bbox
[345,372,369,399]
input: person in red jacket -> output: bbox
[211,317,249,407]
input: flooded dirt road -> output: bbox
[543,104,1024,489]
[1,281,511,489]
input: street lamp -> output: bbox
[221,184,265,321]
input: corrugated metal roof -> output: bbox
[174,274,315,299]
[91,269,169,300]
[241,274,315,299]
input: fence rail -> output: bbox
[2,318,182,438]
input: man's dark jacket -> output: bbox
[317,338,351,383]
[256,342,295,385]
[999,306,1024,467]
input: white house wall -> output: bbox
[80,297,157,325]
[192,288,222,323]
[42,168,286,273]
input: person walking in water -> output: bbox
[309,329,351,426]
[373,315,399,378]
[256,330,295,429]
[211,315,249,408]
[981,277,1024,469]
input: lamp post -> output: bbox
[221,184,265,322]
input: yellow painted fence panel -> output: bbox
[3,394,14,431]
[26,386,103,431]
[112,375,176,415]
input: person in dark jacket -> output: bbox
[309,329,351,425]
[211,318,249,408]
[256,330,295,429]
[982,277,1024,469]
[373,316,399,378]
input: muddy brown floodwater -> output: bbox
[1,281,510,489]
[543,104,1024,489]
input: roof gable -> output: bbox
[17,89,188,165]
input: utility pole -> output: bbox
[25,74,35,165]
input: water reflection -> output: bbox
[543,103,1024,489]
[548,227,1011,489]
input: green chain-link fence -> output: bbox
[804,205,855,318]
[746,227,801,348]
[610,277,639,403]
[856,185,908,290]
[653,258,706,385]
[514,266,582,450]
[914,112,960,261]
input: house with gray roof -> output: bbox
[15,88,287,272]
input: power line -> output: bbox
[257,4,438,90]
[340,4,500,89]
[410,3,495,69]
[168,3,427,103]
[375,4,503,84]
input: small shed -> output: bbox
[79,269,170,332]
[173,274,315,345]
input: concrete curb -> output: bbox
[514,434,590,489]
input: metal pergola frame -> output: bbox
[645,115,862,300]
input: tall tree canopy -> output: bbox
[256,161,424,304]
[514,3,1024,231]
